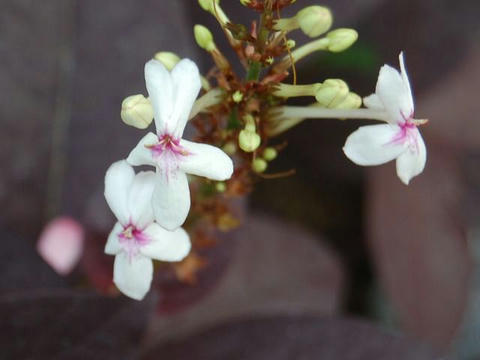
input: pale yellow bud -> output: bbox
[216,182,227,192]
[153,52,180,71]
[252,158,268,173]
[198,0,219,12]
[263,147,278,161]
[315,79,349,108]
[239,129,261,152]
[222,141,237,155]
[335,92,362,109]
[121,94,154,129]
[326,28,358,52]
[232,90,243,103]
[286,39,296,49]
[240,0,251,5]
[194,25,216,52]
[297,6,332,37]
[243,114,256,132]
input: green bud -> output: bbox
[153,52,180,71]
[286,39,296,49]
[194,24,216,52]
[252,158,268,173]
[315,79,349,107]
[243,114,256,132]
[297,6,332,37]
[326,28,358,52]
[240,0,251,5]
[335,92,362,109]
[232,90,243,103]
[222,141,237,155]
[198,0,219,12]
[121,94,154,129]
[263,147,278,161]
[216,182,227,192]
[239,129,261,152]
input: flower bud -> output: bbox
[232,90,243,103]
[252,158,268,173]
[198,0,219,12]
[297,6,332,37]
[239,129,261,152]
[216,182,227,192]
[222,141,237,155]
[326,28,358,52]
[286,39,296,49]
[121,94,154,129]
[153,51,180,70]
[263,147,278,161]
[335,92,362,109]
[194,24,216,52]
[240,0,251,5]
[315,79,349,108]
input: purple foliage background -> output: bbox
[1,0,479,358]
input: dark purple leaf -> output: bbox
[1,290,156,360]
[142,316,439,360]
[367,142,471,349]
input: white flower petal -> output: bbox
[363,94,384,111]
[104,161,135,225]
[145,59,174,133]
[113,253,153,301]
[128,171,156,229]
[126,132,157,167]
[152,171,190,231]
[343,124,407,166]
[105,222,124,255]
[399,51,414,109]
[396,131,426,185]
[376,62,414,124]
[141,223,191,261]
[170,59,202,137]
[179,139,234,181]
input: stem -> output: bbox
[273,17,299,33]
[274,83,320,97]
[275,38,330,72]
[246,61,262,81]
[279,106,389,121]
[189,88,224,119]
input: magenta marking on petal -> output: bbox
[146,133,191,177]
[385,121,419,154]
[118,224,152,262]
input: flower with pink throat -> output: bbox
[127,58,234,230]
[343,52,427,185]
[104,160,191,300]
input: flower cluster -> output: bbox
[105,0,429,300]
[105,59,233,300]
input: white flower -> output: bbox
[104,160,191,300]
[127,59,234,230]
[343,52,427,185]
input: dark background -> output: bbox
[1,0,480,359]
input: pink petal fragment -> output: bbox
[37,217,85,275]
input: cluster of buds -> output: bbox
[109,0,428,300]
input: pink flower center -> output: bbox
[388,111,419,153]
[149,134,189,158]
[118,225,150,260]
[146,133,190,175]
